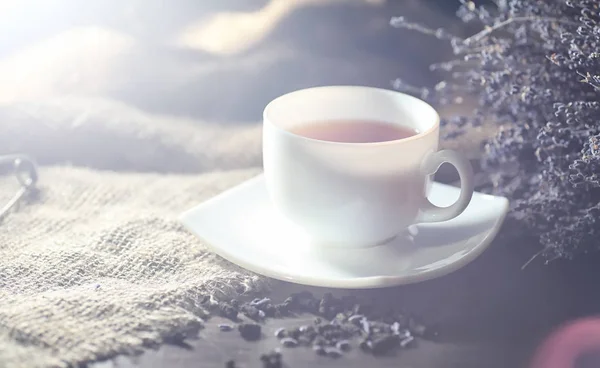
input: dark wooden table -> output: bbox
[94,244,600,368]
[95,168,600,368]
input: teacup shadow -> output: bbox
[301,233,418,278]
[296,214,498,278]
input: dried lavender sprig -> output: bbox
[391,0,600,262]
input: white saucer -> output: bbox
[179,175,509,289]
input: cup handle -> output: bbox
[417,149,474,223]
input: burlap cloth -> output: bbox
[0,97,271,367]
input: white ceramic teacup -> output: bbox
[263,86,474,248]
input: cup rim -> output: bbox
[263,85,440,146]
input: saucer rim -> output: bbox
[179,175,509,289]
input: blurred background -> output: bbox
[0,0,467,122]
[0,0,496,172]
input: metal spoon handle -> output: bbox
[0,154,38,222]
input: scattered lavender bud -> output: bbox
[252,298,271,308]
[221,293,433,358]
[313,344,327,356]
[298,325,311,333]
[260,349,283,368]
[280,337,298,348]
[274,327,286,338]
[289,328,301,340]
[297,335,313,346]
[334,313,346,323]
[360,319,370,335]
[336,340,351,351]
[400,336,416,348]
[371,335,399,356]
[399,329,412,339]
[359,339,372,352]
[324,347,343,358]
[348,314,364,326]
[391,321,400,335]
[219,324,233,332]
[313,336,326,346]
[241,305,262,321]
[219,303,238,321]
[238,323,261,341]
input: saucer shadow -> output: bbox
[412,216,498,248]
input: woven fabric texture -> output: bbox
[0,97,269,368]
